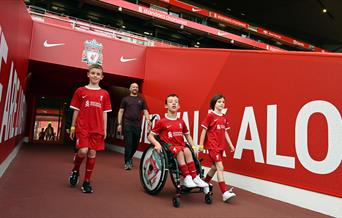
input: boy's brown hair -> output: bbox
[88,64,103,72]
[165,93,179,104]
[210,94,225,110]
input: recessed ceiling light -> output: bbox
[322,8,327,13]
[241,12,246,16]
[226,8,231,11]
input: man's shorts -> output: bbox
[208,149,224,163]
[169,145,186,157]
[76,131,104,151]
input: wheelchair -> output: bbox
[139,138,213,207]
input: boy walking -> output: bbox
[68,64,112,193]
[199,94,236,202]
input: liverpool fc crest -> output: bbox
[82,39,103,65]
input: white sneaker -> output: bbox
[222,190,236,202]
[183,175,197,188]
[203,186,210,194]
[193,175,209,188]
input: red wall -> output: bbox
[0,0,32,163]
[30,22,145,79]
[142,47,342,197]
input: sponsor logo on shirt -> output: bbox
[85,100,102,108]
[167,131,183,138]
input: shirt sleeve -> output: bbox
[225,116,231,130]
[151,119,163,135]
[141,97,148,110]
[201,114,211,129]
[119,97,126,109]
[103,91,112,112]
[70,88,81,110]
[182,120,190,135]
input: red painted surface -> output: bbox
[0,0,32,163]
[142,47,342,197]
[30,22,146,79]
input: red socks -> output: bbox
[204,174,213,183]
[219,181,228,193]
[187,161,197,179]
[84,157,96,182]
[179,164,190,177]
[72,154,85,172]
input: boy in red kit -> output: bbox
[199,94,236,202]
[148,94,208,188]
[68,64,112,193]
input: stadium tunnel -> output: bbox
[25,60,141,145]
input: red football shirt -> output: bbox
[70,86,112,135]
[151,115,189,147]
[201,111,230,150]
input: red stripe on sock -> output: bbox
[84,157,96,182]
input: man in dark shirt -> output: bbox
[117,83,151,170]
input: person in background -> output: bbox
[117,83,150,170]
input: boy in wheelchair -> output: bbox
[148,94,208,189]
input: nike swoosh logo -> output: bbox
[192,8,201,12]
[120,56,137,62]
[43,40,65,48]
[217,31,227,36]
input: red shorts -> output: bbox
[76,131,104,151]
[169,145,186,157]
[208,149,224,163]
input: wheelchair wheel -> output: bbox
[205,193,213,204]
[172,195,181,208]
[139,145,168,195]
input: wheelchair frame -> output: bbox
[139,138,213,207]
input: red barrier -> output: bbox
[142,47,342,197]
[0,0,32,164]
